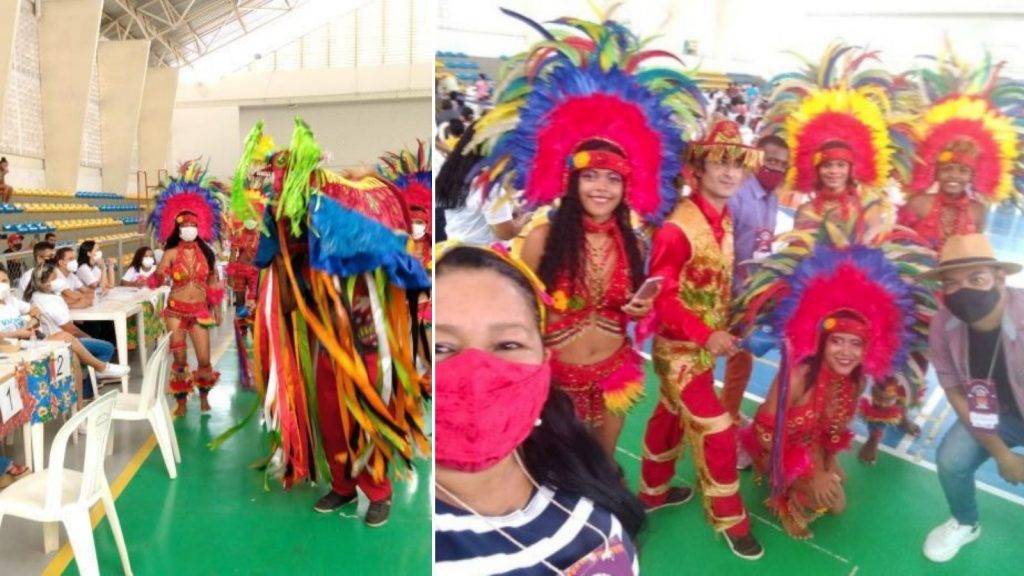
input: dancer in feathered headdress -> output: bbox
[896,42,1024,251]
[469,8,707,482]
[147,159,227,415]
[236,118,430,528]
[734,225,937,538]
[766,42,911,235]
[377,141,432,269]
[224,122,275,390]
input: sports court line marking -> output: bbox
[42,336,232,575]
[614,447,856,569]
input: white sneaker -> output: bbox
[96,363,130,379]
[923,518,981,562]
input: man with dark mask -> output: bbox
[922,233,1024,563]
[3,233,24,282]
[721,134,790,449]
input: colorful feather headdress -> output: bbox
[734,222,938,386]
[377,140,432,221]
[470,7,706,224]
[149,159,224,243]
[765,42,911,192]
[229,121,276,224]
[903,42,1024,203]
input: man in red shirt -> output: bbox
[639,120,764,560]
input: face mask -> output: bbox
[179,227,199,242]
[945,287,1001,324]
[92,250,102,262]
[66,260,79,273]
[756,166,785,191]
[435,348,551,472]
[142,257,156,269]
[50,278,68,293]
[0,282,9,300]
[243,219,258,231]
[411,222,427,240]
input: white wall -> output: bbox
[240,97,431,170]
[170,106,241,180]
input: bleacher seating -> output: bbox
[0,202,140,213]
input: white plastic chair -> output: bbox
[106,334,179,478]
[0,391,132,576]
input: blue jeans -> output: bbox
[936,411,1024,525]
[79,337,115,364]
[0,456,10,474]
[78,337,115,398]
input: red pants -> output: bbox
[315,351,392,503]
[641,368,750,537]
[721,350,753,423]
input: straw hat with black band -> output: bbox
[920,233,1022,280]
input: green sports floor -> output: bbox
[67,356,1024,575]
[615,364,1024,575]
[60,343,432,576]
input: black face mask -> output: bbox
[944,287,1001,324]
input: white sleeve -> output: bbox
[77,265,100,286]
[14,297,30,314]
[34,294,71,331]
[18,269,32,293]
[67,272,85,290]
[481,194,514,226]
[122,268,139,282]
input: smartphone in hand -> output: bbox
[629,276,663,305]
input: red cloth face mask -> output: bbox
[435,348,551,472]
[756,166,785,191]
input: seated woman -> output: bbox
[75,240,117,291]
[24,264,130,402]
[434,244,644,575]
[742,309,867,538]
[121,246,157,288]
[51,247,94,309]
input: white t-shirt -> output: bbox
[444,187,515,246]
[57,269,85,291]
[17,267,34,293]
[31,292,71,337]
[0,297,30,333]
[77,263,103,287]
[122,266,154,283]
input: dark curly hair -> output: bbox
[537,140,644,294]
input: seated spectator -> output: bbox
[122,246,157,287]
[76,240,116,291]
[460,105,475,124]
[24,263,129,401]
[0,157,11,205]
[17,241,55,293]
[44,232,56,246]
[52,247,94,309]
[475,72,491,102]
[3,233,24,283]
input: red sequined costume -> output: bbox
[149,236,225,395]
[742,361,860,537]
[897,192,979,251]
[544,217,644,425]
[640,190,752,539]
[225,222,261,303]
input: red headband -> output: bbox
[176,213,199,226]
[569,149,632,177]
[813,146,854,167]
[937,149,979,170]
[821,312,870,342]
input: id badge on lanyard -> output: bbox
[565,536,635,576]
[752,228,773,260]
[965,378,1000,432]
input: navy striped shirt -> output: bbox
[435,486,639,575]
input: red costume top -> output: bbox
[226,224,261,301]
[742,363,860,526]
[897,193,977,251]
[650,192,732,347]
[545,217,632,347]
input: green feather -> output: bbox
[276,117,322,236]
